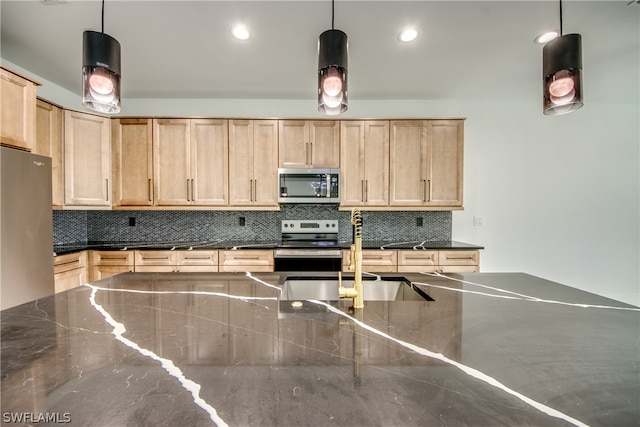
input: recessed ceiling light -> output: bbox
[535,31,559,44]
[398,27,419,43]
[231,25,251,41]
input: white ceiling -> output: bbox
[1,1,638,108]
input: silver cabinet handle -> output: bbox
[361,180,365,203]
[309,142,313,165]
[105,178,109,202]
[187,179,191,201]
[253,179,257,202]
[365,180,368,203]
[427,179,432,202]
[148,178,152,202]
[191,179,195,202]
[422,180,427,202]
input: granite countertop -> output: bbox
[53,240,484,255]
[1,271,637,426]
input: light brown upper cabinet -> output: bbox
[153,119,228,206]
[0,67,39,151]
[112,119,153,206]
[278,120,339,168]
[340,120,389,207]
[64,110,111,207]
[35,99,64,207]
[390,120,464,209]
[229,120,279,208]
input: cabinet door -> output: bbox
[112,119,153,206]
[54,268,87,293]
[278,120,307,168]
[35,99,64,206]
[389,121,427,206]
[362,121,389,206]
[340,121,365,205]
[90,265,132,282]
[340,120,389,206]
[219,250,274,272]
[426,120,463,207]
[228,120,254,205]
[154,119,190,205]
[190,119,228,205]
[308,121,339,168]
[64,110,111,206]
[252,120,279,206]
[0,67,37,151]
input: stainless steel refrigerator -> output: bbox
[1,146,54,310]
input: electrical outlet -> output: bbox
[473,216,484,226]
[128,217,136,227]
[416,217,423,227]
[239,217,246,226]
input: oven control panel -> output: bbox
[281,220,338,233]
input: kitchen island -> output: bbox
[1,272,638,426]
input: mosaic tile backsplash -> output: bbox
[54,206,451,245]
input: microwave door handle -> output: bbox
[326,174,331,198]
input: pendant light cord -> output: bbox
[101,0,105,33]
[559,0,563,36]
[331,0,335,30]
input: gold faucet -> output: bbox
[339,208,364,308]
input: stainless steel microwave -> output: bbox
[278,168,340,204]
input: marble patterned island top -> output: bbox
[1,272,638,426]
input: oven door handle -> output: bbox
[274,249,342,258]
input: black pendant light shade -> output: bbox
[318,29,348,115]
[82,30,121,114]
[542,34,583,116]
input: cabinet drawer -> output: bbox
[177,250,218,266]
[342,249,397,266]
[54,251,87,274]
[135,266,177,273]
[342,249,397,272]
[176,265,219,273]
[398,250,438,266]
[438,250,479,266]
[54,267,87,293]
[135,250,177,266]
[91,250,134,265]
[219,250,273,265]
[91,265,133,282]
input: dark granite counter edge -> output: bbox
[54,240,484,256]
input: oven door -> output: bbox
[274,249,342,272]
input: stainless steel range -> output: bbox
[274,220,342,271]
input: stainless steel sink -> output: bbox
[279,275,433,303]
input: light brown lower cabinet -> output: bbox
[342,249,397,273]
[135,250,219,272]
[90,250,135,281]
[54,251,88,293]
[342,249,480,273]
[398,249,480,273]
[219,250,274,272]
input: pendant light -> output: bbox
[82,0,121,114]
[542,0,582,115]
[318,0,348,115]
